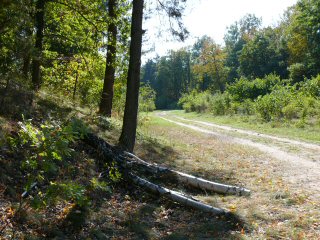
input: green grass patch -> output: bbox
[165,110,320,143]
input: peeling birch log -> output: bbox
[124,151,251,196]
[82,133,229,215]
[83,133,250,196]
[129,173,227,215]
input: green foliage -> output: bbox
[45,182,88,207]
[239,29,289,79]
[139,84,156,112]
[8,118,93,208]
[300,74,320,98]
[226,74,281,102]
[178,74,320,124]
[209,92,232,115]
[231,99,255,115]
[16,120,76,176]
[255,86,294,121]
[288,63,307,83]
[179,91,232,115]
[255,83,320,122]
[179,90,211,113]
[43,54,105,107]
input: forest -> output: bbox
[141,5,320,126]
[0,0,320,239]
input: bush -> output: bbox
[209,92,232,115]
[178,74,320,123]
[8,118,94,209]
[232,99,255,115]
[288,63,307,84]
[178,90,211,113]
[139,84,156,112]
[226,74,281,102]
[255,85,294,121]
[300,74,320,98]
[255,83,320,122]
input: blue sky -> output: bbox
[143,0,297,59]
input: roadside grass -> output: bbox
[155,113,320,162]
[137,114,320,239]
[1,91,319,239]
[166,110,320,144]
[0,96,244,239]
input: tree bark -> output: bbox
[99,0,117,116]
[31,0,45,91]
[118,0,144,152]
[124,151,251,196]
[130,174,227,215]
[83,132,251,197]
[82,133,229,215]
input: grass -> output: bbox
[0,94,244,239]
[166,110,320,143]
[137,113,320,239]
[1,91,319,239]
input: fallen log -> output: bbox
[84,133,250,196]
[124,151,251,196]
[82,132,249,215]
[129,173,227,215]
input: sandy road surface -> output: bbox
[157,112,320,198]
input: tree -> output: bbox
[286,0,320,77]
[31,0,46,90]
[192,37,227,92]
[119,0,188,151]
[224,14,262,82]
[239,29,288,79]
[0,0,33,84]
[99,0,118,116]
[118,0,144,152]
[141,59,157,85]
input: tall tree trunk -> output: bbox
[31,0,45,91]
[99,0,117,116]
[118,0,144,152]
[22,27,33,79]
[22,55,31,79]
[186,55,190,93]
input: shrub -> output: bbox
[226,74,281,102]
[288,63,307,84]
[139,84,156,112]
[300,74,320,98]
[178,90,211,113]
[209,92,232,115]
[8,118,94,209]
[231,99,255,115]
[255,85,293,121]
[255,84,320,122]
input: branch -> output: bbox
[53,0,107,37]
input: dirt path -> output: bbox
[157,112,320,198]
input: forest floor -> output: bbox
[1,92,320,239]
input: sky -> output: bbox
[143,0,297,59]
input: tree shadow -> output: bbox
[0,84,33,119]
[0,84,77,123]
[117,190,249,239]
[136,136,179,167]
[133,134,248,197]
